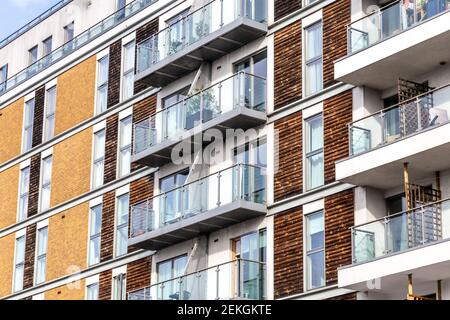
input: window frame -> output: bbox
[28,45,38,65]
[39,155,53,213]
[43,85,57,142]
[96,55,110,115]
[304,210,325,291]
[86,282,99,300]
[64,22,75,43]
[12,234,26,293]
[17,165,30,222]
[117,116,132,178]
[112,273,127,300]
[114,193,129,258]
[121,40,135,101]
[304,113,324,191]
[34,225,49,285]
[0,64,7,87]
[303,20,323,97]
[22,98,35,152]
[42,36,53,57]
[88,204,103,266]
[92,129,106,189]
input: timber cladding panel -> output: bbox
[274,206,303,299]
[0,165,19,229]
[107,40,122,108]
[100,191,116,262]
[44,280,86,300]
[0,233,15,297]
[0,97,24,164]
[274,0,301,21]
[134,18,158,95]
[28,154,41,218]
[32,86,45,148]
[23,224,37,289]
[324,189,354,285]
[55,55,96,136]
[126,257,152,294]
[274,111,302,202]
[323,90,352,184]
[274,21,302,110]
[51,127,92,207]
[46,202,89,282]
[104,114,119,184]
[323,0,351,88]
[99,269,112,300]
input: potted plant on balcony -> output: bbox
[185,94,201,130]
[202,89,220,122]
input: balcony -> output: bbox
[0,0,158,97]
[334,0,450,90]
[336,84,450,189]
[132,72,266,167]
[135,0,267,87]
[129,164,266,250]
[128,259,266,300]
[338,198,450,294]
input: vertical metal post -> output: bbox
[416,98,422,131]
[215,265,220,300]
[407,273,413,300]
[404,163,410,210]
[220,0,224,27]
[421,207,425,245]
[437,280,442,300]
[217,171,221,207]
[384,217,390,254]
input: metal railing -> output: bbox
[349,83,450,156]
[136,0,267,73]
[0,0,72,49]
[351,198,448,264]
[130,164,266,238]
[347,0,450,54]
[128,259,266,300]
[0,0,158,96]
[133,71,266,155]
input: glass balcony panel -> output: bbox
[353,220,385,263]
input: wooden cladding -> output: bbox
[274,0,301,21]
[28,154,41,218]
[274,21,302,110]
[323,90,352,184]
[100,191,116,263]
[98,270,112,300]
[274,111,302,202]
[107,40,122,108]
[323,0,351,88]
[274,207,303,299]
[23,224,37,290]
[126,257,152,294]
[32,86,45,148]
[104,114,119,184]
[324,189,354,285]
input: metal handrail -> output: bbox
[351,196,449,230]
[0,0,158,96]
[128,258,266,298]
[131,163,266,208]
[0,0,72,49]
[348,82,450,127]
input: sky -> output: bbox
[0,0,62,41]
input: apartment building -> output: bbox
[3,0,438,301]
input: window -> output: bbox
[40,156,53,212]
[64,22,74,43]
[157,255,187,299]
[42,37,53,56]
[92,129,105,189]
[18,166,30,222]
[118,116,132,177]
[122,41,135,100]
[166,10,190,54]
[88,205,102,266]
[35,226,48,285]
[116,0,126,20]
[112,273,126,300]
[23,98,35,152]
[160,170,188,225]
[115,194,129,257]
[29,46,38,65]
[86,283,99,300]
[13,235,26,292]
[305,0,319,5]
[96,56,109,114]
[305,114,324,190]
[305,22,323,96]
[44,86,57,141]
[305,211,325,290]
[0,64,7,86]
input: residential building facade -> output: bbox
[1,0,446,301]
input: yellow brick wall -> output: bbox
[44,279,86,300]
[0,97,24,164]
[0,165,19,229]
[46,202,89,282]
[51,128,92,207]
[0,233,15,298]
[55,55,96,136]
